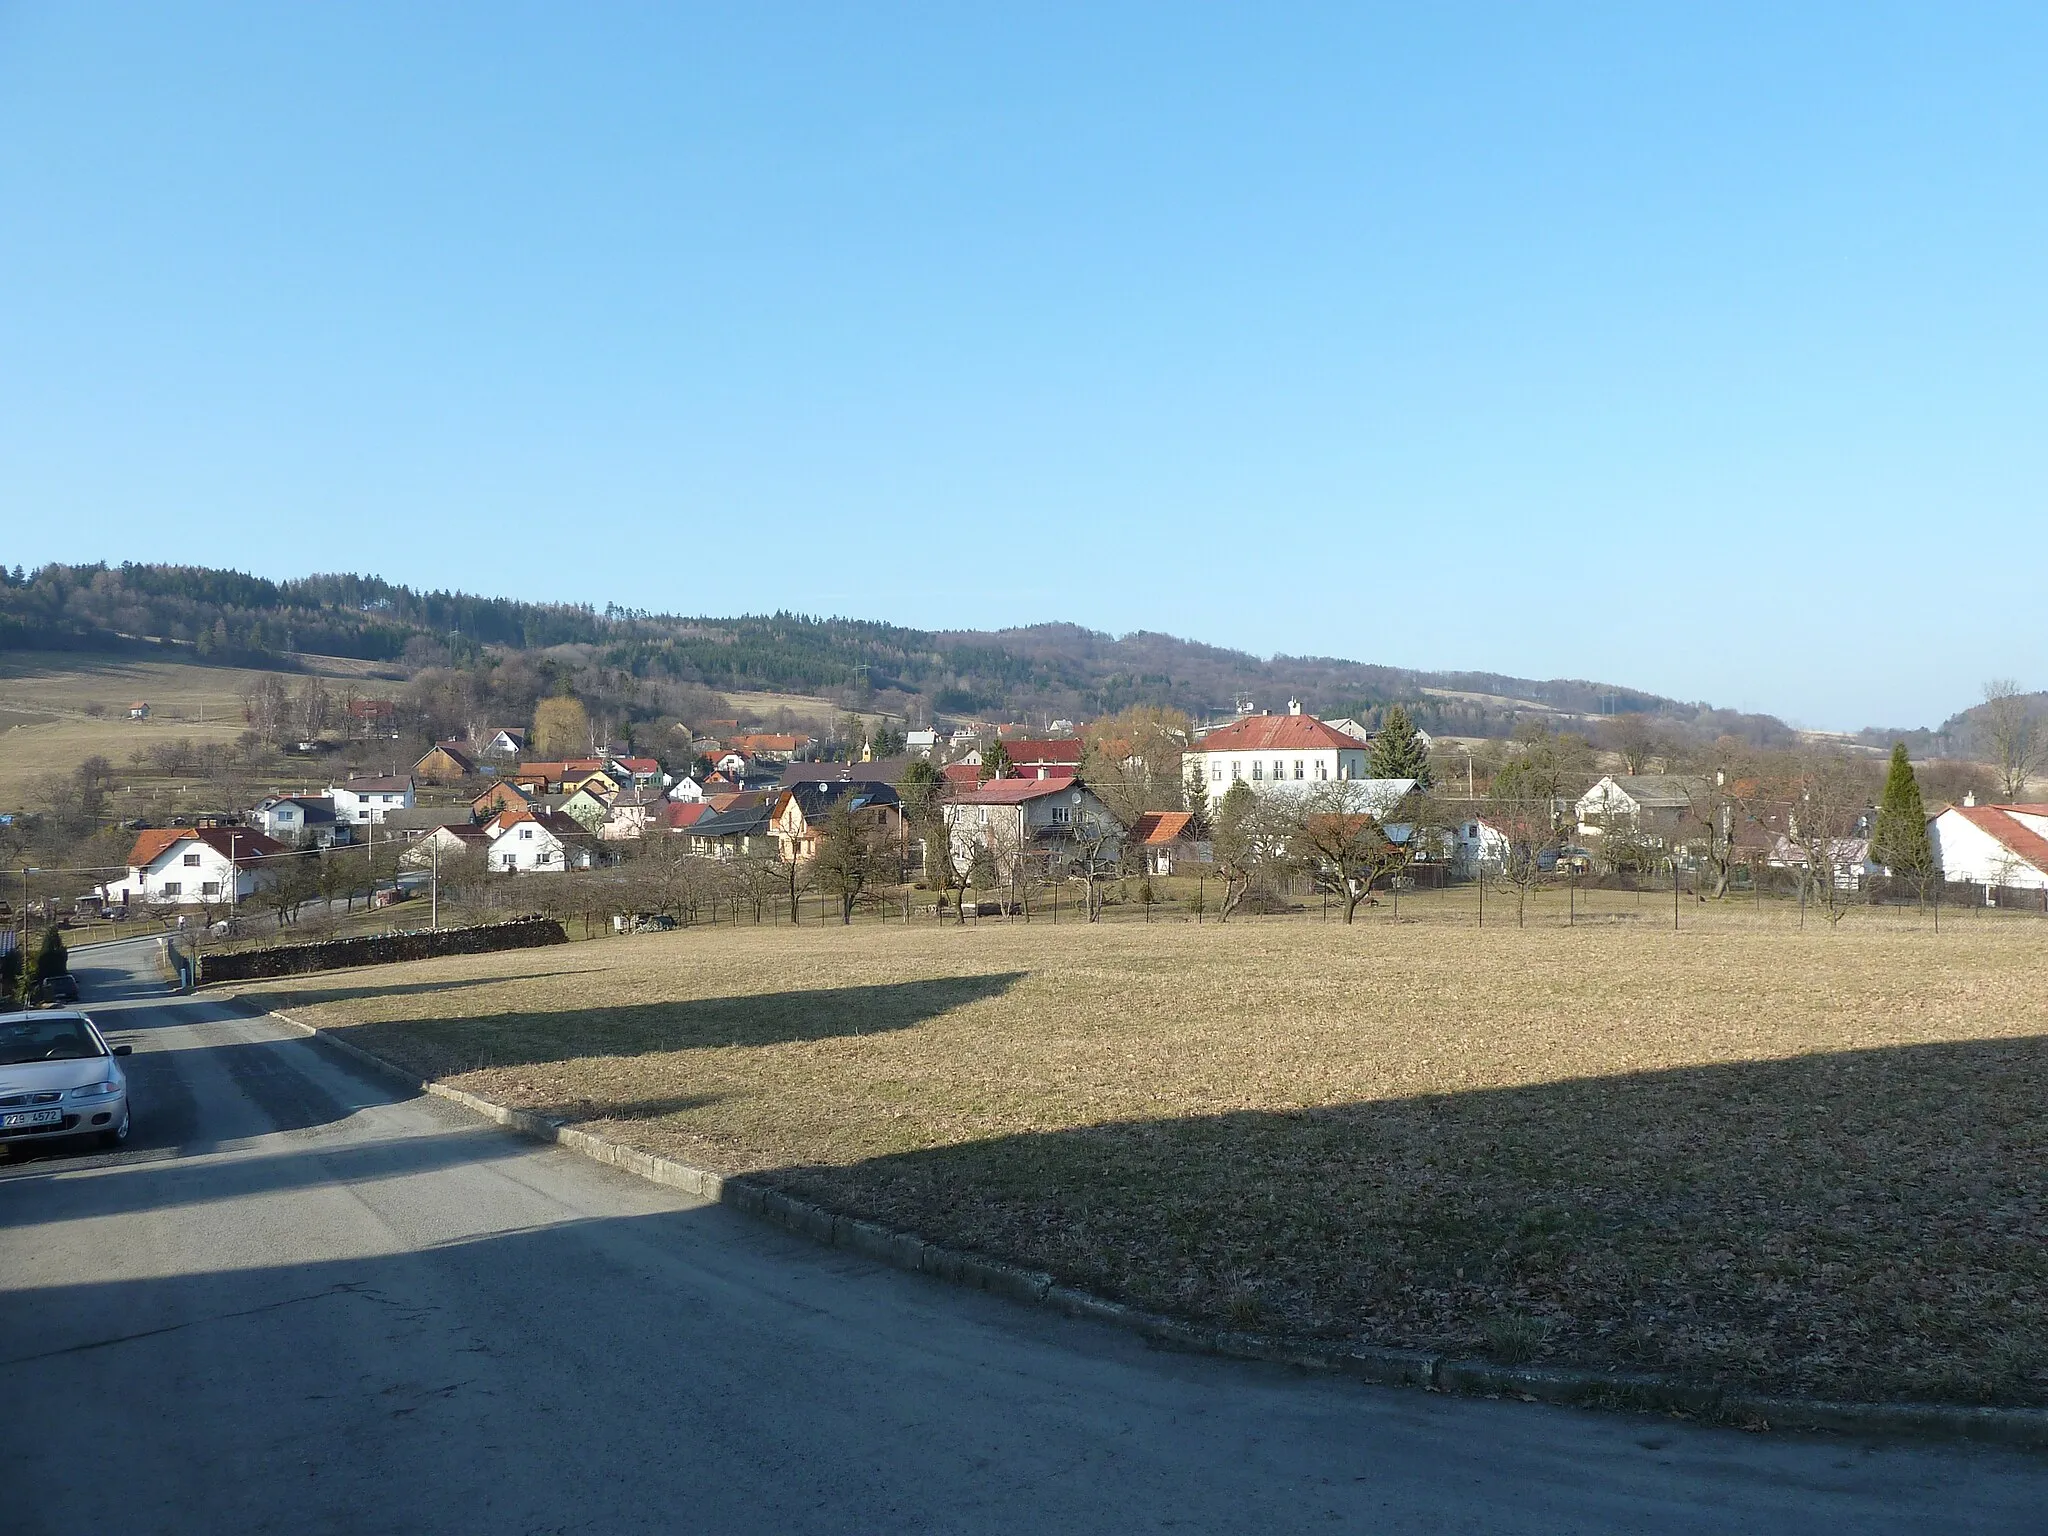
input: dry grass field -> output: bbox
[0,652,391,797]
[225,914,2048,1405]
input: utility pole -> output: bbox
[431,834,440,931]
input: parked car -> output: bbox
[0,1010,131,1155]
[29,973,80,1007]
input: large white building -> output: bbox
[1930,800,2048,891]
[1185,705,1373,806]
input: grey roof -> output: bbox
[1588,775,1710,808]
[780,781,900,820]
[383,807,473,833]
[681,803,773,840]
[779,758,914,787]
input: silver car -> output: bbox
[0,1010,132,1156]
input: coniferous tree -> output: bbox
[1369,704,1433,788]
[1871,742,1933,879]
[977,738,1011,785]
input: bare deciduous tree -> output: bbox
[1981,679,2044,801]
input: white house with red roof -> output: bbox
[1185,703,1373,806]
[485,809,597,873]
[1931,800,2048,891]
[100,827,292,906]
[942,777,1122,879]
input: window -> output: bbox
[1316,760,1328,780]
[1230,761,1241,780]
[183,853,201,866]
[1051,805,1071,825]
[1211,763,1222,782]
[161,881,181,896]
[1252,761,1263,780]
[1294,760,1305,780]
[202,881,220,896]
[1274,760,1285,780]
[520,827,533,839]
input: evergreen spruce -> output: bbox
[977,738,1011,785]
[1369,703,1433,787]
[1871,742,1933,878]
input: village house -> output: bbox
[1575,775,1711,843]
[327,775,415,825]
[101,827,291,907]
[249,794,346,848]
[942,777,1123,880]
[478,726,527,757]
[658,801,711,836]
[126,700,150,720]
[905,727,939,758]
[486,809,597,873]
[1128,810,1210,876]
[771,781,904,864]
[471,779,532,820]
[559,782,615,833]
[413,741,479,785]
[1930,799,2048,892]
[344,697,398,737]
[1184,704,1373,805]
[665,774,708,804]
[560,767,624,800]
[599,786,666,841]
[1002,739,1084,778]
[401,822,492,869]
[675,800,774,859]
[604,755,665,789]
[1452,816,1513,873]
[381,806,474,843]
[725,733,811,763]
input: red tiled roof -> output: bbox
[1954,805,2048,877]
[951,777,1082,805]
[661,802,710,830]
[1129,810,1195,846]
[609,756,661,773]
[126,826,290,870]
[941,763,981,787]
[1190,715,1359,753]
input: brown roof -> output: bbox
[1129,810,1196,846]
[1953,805,2048,877]
[1191,715,1359,753]
[951,778,1082,806]
[338,775,412,793]
[126,826,291,870]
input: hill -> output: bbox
[0,561,1792,743]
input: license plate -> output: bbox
[2,1108,62,1129]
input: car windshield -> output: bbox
[0,1017,104,1065]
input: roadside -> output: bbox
[220,916,2048,1418]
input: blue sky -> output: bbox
[2,6,2042,730]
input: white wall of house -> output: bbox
[1931,809,2048,890]
[486,820,589,872]
[328,781,415,825]
[1188,744,1369,805]
[103,843,267,905]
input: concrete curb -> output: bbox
[252,998,2048,1451]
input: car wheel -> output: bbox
[98,1106,130,1150]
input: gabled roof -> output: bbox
[417,742,478,771]
[489,809,593,844]
[1187,715,1361,753]
[780,758,914,786]
[1585,775,1711,808]
[661,801,710,831]
[255,794,336,823]
[683,802,773,838]
[608,756,661,775]
[778,780,901,822]
[950,777,1085,806]
[1949,804,2048,877]
[127,826,290,870]
[1130,810,1197,846]
[335,775,413,794]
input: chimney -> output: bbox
[1963,791,1976,807]
[1288,699,1302,716]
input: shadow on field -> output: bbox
[330,972,1031,1067]
[231,968,604,1011]
[759,1033,2048,1406]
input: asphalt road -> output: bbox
[4,940,2042,1534]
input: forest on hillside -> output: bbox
[0,561,1794,742]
